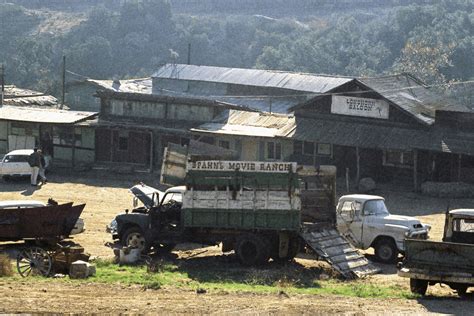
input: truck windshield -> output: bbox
[364,200,389,216]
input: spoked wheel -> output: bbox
[16,247,53,277]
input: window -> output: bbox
[383,150,413,168]
[303,141,314,155]
[118,136,128,151]
[293,140,303,155]
[53,126,81,146]
[363,200,389,216]
[453,218,474,232]
[218,140,230,149]
[200,136,215,145]
[3,155,28,163]
[267,142,281,160]
[317,143,332,156]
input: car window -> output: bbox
[453,218,474,233]
[3,155,28,163]
[364,200,389,215]
[339,201,354,221]
[162,192,182,204]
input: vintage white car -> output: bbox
[336,194,430,263]
[0,149,34,180]
[0,149,51,181]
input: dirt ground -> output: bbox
[1,171,474,314]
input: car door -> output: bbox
[17,155,31,175]
[337,200,363,247]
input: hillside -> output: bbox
[0,0,472,105]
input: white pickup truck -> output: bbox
[336,194,430,263]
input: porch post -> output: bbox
[458,154,462,181]
[356,146,360,187]
[413,149,418,192]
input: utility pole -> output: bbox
[61,55,66,109]
[0,64,4,107]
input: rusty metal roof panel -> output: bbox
[0,106,97,124]
[358,74,470,125]
[153,64,352,93]
[3,85,60,108]
[191,110,295,138]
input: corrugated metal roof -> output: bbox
[3,85,60,108]
[86,78,152,94]
[191,110,295,138]
[0,106,97,124]
[153,64,353,93]
[358,74,470,125]
[87,77,302,114]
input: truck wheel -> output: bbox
[410,278,428,295]
[272,237,300,263]
[236,234,270,266]
[121,227,149,253]
[374,238,398,263]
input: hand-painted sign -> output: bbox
[188,161,296,173]
[331,95,389,119]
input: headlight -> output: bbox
[106,219,117,233]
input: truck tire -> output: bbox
[236,234,270,266]
[374,238,398,263]
[410,278,428,295]
[121,226,149,253]
[272,237,300,263]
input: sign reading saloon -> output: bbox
[331,95,389,119]
[188,161,296,173]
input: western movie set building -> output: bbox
[1,64,473,191]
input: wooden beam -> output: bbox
[413,149,418,192]
[458,154,462,181]
[356,146,360,188]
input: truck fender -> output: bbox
[116,213,149,238]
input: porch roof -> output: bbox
[0,106,97,124]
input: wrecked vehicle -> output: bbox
[0,199,85,238]
[107,184,183,252]
[0,199,87,277]
[398,209,474,296]
[336,194,430,263]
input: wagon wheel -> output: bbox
[16,247,53,277]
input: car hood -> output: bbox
[381,214,423,228]
[129,184,163,209]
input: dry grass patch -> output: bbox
[0,254,14,277]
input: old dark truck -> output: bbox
[398,209,474,296]
[108,155,377,278]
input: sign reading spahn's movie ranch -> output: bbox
[188,161,297,173]
[331,95,389,119]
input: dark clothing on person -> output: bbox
[28,152,41,167]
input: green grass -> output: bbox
[2,257,414,299]
[82,257,414,299]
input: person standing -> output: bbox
[28,148,41,186]
[38,149,48,184]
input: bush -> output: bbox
[0,254,14,277]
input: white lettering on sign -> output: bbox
[188,161,296,173]
[331,95,389,119]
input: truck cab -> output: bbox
[336,194,430,263]
[107,184,185,252]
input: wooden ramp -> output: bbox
[300,225,379,279]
